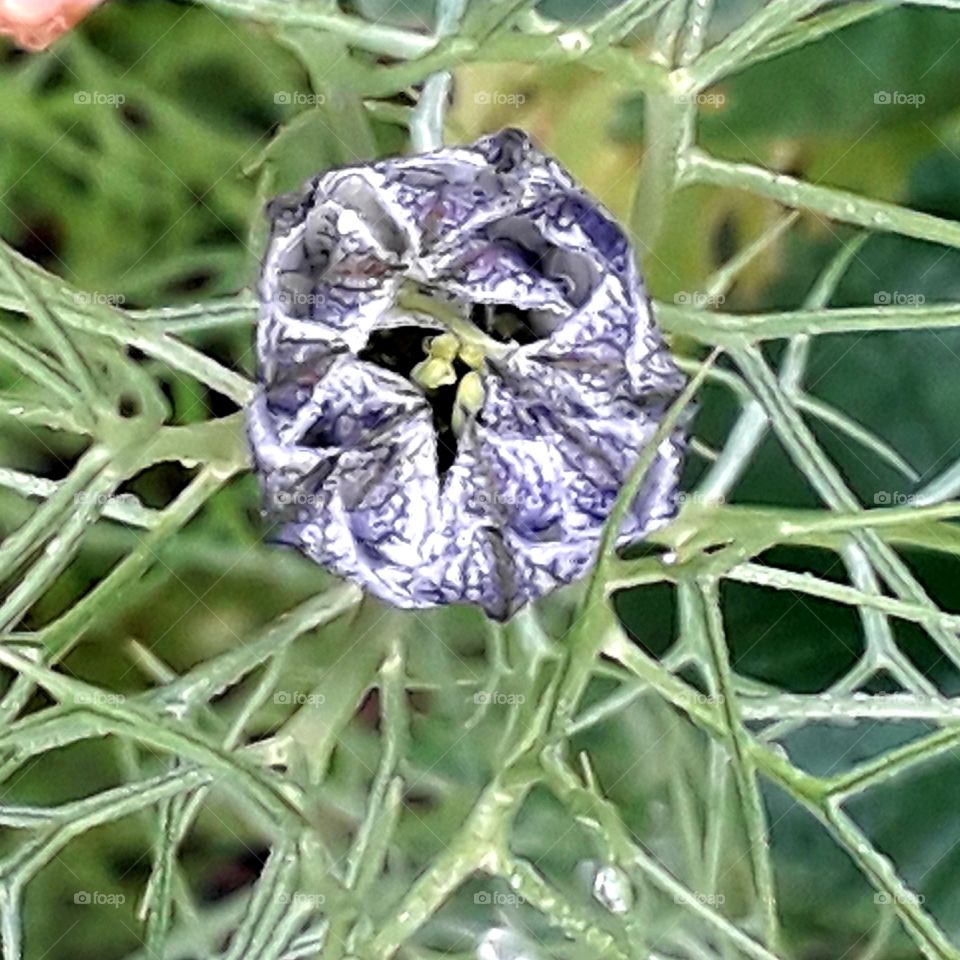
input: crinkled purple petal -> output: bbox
[248,129,690,620]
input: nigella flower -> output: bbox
[248,129,689,621]
[0,0,104,50]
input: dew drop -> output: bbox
[556,30,591,53]
[592,863,634,915]
[476,928,536,960]
[161,696,190,722]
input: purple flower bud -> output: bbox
[248,129,689,620]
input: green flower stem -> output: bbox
[548,349,719,734]
[143,650,297,953]
[688,579,781,953]
[351,31,671,99]
[589,0,673,45]
[629,87,696,251]
[819,804,959,960]
[916,455,960,505]
[687,0,830,91]
[129,293,258,333]
[602,625,828,804]
[410,0,469,152]
[0,325,80,411]
[196,0,437,59]
[0,245,105,415]
[0,445,110,586]
[344,636,410,891]
[697,232,866,501]
[130,288,960,345]
[0,242,253,405]
[541,747,783,960]
[724,562,960,637]
[0,469,234,725]
[701,210,800,301]
[0,465,122,634]
[410,72,453,153]
[0,646,308,832]
[497,855,633,959]
[734,1,895,74]
[362,774,531,958]
[684,148,960,251]
[630,0,718,249]
[734,344,960,673]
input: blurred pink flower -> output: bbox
[0,0,104,51]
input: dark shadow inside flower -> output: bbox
[483,126,532,172]
[483,218,600,308]
[327,173,409,257]
[357,324,432,379]
[425,359,472,476]
[470,302,542,346]
[358,324,468,477]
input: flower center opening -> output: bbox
[357,282,562,480]
[358,325,485,479]
[356,324,432,380]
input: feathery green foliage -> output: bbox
[2,2,960,959]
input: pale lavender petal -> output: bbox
[248,129,691,620]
